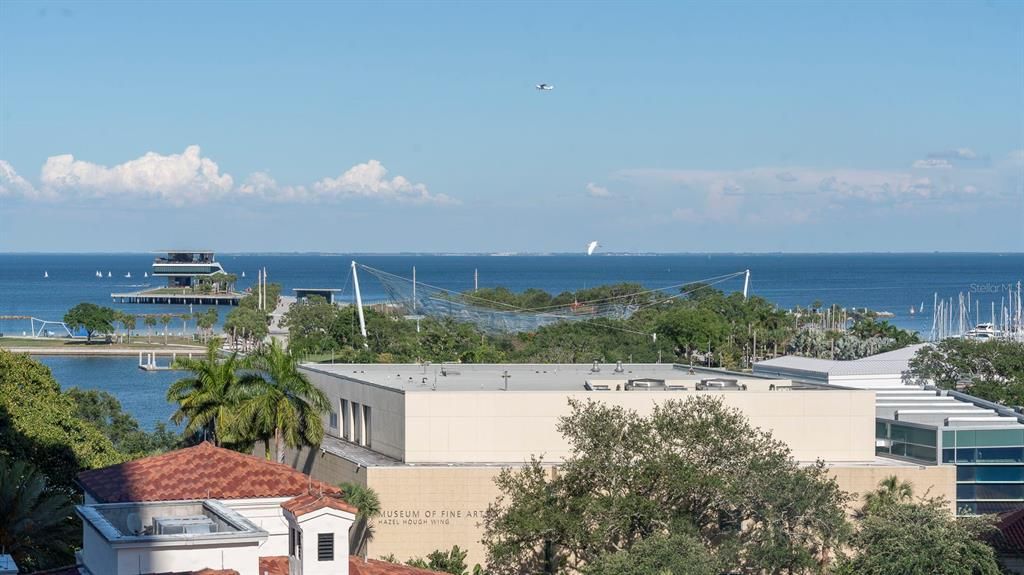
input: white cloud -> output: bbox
[618,155,1019,223]
[585,182,611,198]
[40,145,233,204]
[0,160,48,199]
[312,160,456,205]
[0,148,455,206]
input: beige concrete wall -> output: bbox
[829,463,956,514]
[364,465,509,568]
[357,461,955,569]
[279,442,368,489]
[303,368,408,461]
[404,389,876,463]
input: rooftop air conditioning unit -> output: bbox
[153,515,216,535]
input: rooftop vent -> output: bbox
[625,378,666,391]
[696,378,746,391]
[591,360,601,373]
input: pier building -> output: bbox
[282,360,956,566]
[152,250,226,288]
[111,250,242,305]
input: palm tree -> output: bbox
[0,458,77,571]
[160,314,173,345]
[167,338,246,447]
[123,313,136,344]
[339,482,380,558]
[859,475,914,518]
[235,340,329,463]
[144,315,157,343]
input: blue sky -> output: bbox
[1,1,1022,253]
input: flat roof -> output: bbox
[293,288,342,292]
[754,344,930,378]
[301,362,790,393]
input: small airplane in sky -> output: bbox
[535,83,554,91]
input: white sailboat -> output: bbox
[125,272,132,278]
[95,270,102,278]
[43,271,48,278]
[144,272,148,278]
[241,271,246,278]
[107,271,112,278]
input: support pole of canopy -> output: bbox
[742,269,751,300]
[352,261,368,342]
[412,266,417,313]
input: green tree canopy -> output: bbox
[281,295,340,355]
[339,482,382,557]
[224,306,269,348]
[909,339,1024,405]
[65,388,179,456]
[63,302,116,342]
[836,477,1001,575]
[0,457,78,571]
[0,350,123,490]
[234,340,329,462]
[582,532,721,575]
[406,545,471,575]
[167,339,248,448]
[482,396,850,574]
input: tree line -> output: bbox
[283,283,919,368]
[62,302,219,344]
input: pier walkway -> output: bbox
[111,288,241,306]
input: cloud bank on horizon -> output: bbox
[612,148,1022,226]
[0,145,456,206]
[4,145,1019,233]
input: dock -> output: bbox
[138,351,194,371]
[112,288,241,306]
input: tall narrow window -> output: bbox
[341,399,350,440]
[363,405,372,448]
[318,532,335,561]
[329,410,338,430]
[353,402,363,445]
[289,528,295,557]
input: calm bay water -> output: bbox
[36,355,182,431]
[3,253,1023,429]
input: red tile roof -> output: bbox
[258,556,288,575]
[999,507,1024,551]
[349,557,447,575]
[282,492,358,517]
[77,442,341,503]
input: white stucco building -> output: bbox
[43,442,442,575]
